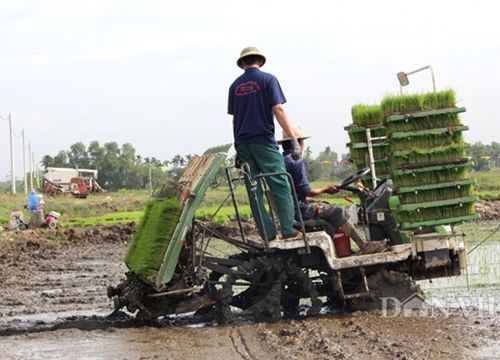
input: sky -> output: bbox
[1,0,499,182]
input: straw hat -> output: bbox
[237,46,266,69]
[277,125,312,144]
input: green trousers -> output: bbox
[236,143,296,240]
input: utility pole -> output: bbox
[8,114,16,194]
[22,130,27,193]
[29,142,33,190]
[33,150,39,189]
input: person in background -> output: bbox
[39,195,45,211]
[27,189,40,211]
[228,46,301,241]
[279,125,388,255]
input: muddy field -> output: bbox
[1,221,500,359]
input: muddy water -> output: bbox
[2,309,500,360]
[2,223,500,359]
[1,326,261,360]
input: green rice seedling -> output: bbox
[347,126,367,143]
[384,113,463,134]
[389,131,464,152]
[347,125,386,143]
[348,143,390,160]
[351,104,383,126]
[360,173,390,189]
[374,159,391,174]
[353,157,391,175]
[432,89,457,109]
[349,147,368,160]
[372,144,391,158]
[124,197,183,278]
[381,93,424,114]
[392,166,469,188]
[354,162,366,171]
[397,202,476,224]
[390,144,467,170]
[197,205,254,224]
[380,89,457,115]
[60,211,144,227]
[371,127,387,139]
[477,192,500,201]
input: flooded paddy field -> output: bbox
[1,222,500,359]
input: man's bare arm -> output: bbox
[273,103,296,140]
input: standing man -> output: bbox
[279,125,387,255]
[228,46,301,241]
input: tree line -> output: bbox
[35,140,498,192]
[467,142,500,171]
[39,141,191,192]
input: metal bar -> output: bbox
[365,128,377,189]
[201,256,245,266]
[254,171,310,254]
[243,163,272,251]
[148,286,203,298]
[225,165,247,244]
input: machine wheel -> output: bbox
[216,252,322,324]
[216,255,283,324]
[280,260,322,319]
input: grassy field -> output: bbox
[1,170,499,228]
[0,189,150,227]
[471,168,500,200]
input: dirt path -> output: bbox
[1,223,499,359]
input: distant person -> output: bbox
[27,188,44,229]
[228,46,301,241]
[279,125,387,255]
[27,189,40,211]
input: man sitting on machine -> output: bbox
[279,125,387,255]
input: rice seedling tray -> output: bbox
[388,125,467,152]
[385,107,466,123]
[394,179,476,204]
[346,124,386,143]
[399,213,481,230]
[396,184,474,205]
[392,158,470,175]
[395,178,476,194]
[394,196,479,228]
[390,145,467,169]
[391,160,470,188]
[389,125,469,139]
[396,195,478,212]
[352,157,391,174]
[347,141,391,159]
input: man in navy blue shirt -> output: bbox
[279,125,387,255]
[228,46,301,241]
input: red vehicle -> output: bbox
[41,167,105,198]
[69,177,88,198]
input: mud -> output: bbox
[1,222,500,359]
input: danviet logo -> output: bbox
[380,291,500,318]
